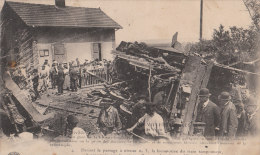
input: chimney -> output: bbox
[55,0,65,7]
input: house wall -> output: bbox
[1,2,117,70]
[1,3,34,68]
[34,27,116,66]
[65,42,114,63]
[36,43,53,67]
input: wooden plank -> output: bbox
[67,100,101,108]
[188,61,214,134]
[177,56,203,135]
[37,103,98,118]
[201,61,214,88]
[3,72,54,123]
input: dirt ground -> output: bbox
[33,85,105,137]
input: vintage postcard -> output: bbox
[0,0,260,155]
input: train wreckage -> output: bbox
[1,39,252,141]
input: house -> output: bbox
[1,0,122,70]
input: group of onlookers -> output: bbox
[196,88,259,139]
[10,59,111,99]
[8,61,259,141]
[48,59,111,95]
[8,59,111,100]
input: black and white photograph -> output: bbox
[0,0,260,154]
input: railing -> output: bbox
[81,67,112,87]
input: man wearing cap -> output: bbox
[218,92,238,137]
[196,88,221,138]
[97,102,122,135]
[127,101,169,141]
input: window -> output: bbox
[39,49,49,57]
[44,50,49,56]
[54,44,65,55]
[92,43,102,61]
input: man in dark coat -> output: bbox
[235,102,247,136]
[97,102,122,136]
[218,92,238,138]
[78,66,82,88]
[69,66,78,92]
[244,96,259,136]
[196,88,221,138]
[50,62,58,89]
[57,65,65,95]
[32,69,40,100]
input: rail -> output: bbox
[81,67,112,87]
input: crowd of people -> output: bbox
[11,59,112,100]
[196,88,259,139]
[5,60,259,142]
[93,88,259,142]
[62,97,170,142]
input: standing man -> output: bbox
[218,92,238,137]
[127,102,169,141]
[78,66,82,88]
[196,88,221,138]
[39,65,48,92]
[43,60,50,87]
[97,102,122,136]
[57,64,65,95]
[69,66,78,92]
[32,69,40,100]
[244,96,259,136]
[50,61,58,89]
[235,102,247,136]
[63,63,70,90]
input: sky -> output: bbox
[0,0,252,44]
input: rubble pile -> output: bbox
[114,41,186,73]
[74,41,190,129]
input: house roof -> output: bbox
[6,1,122,29]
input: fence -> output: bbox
[81,67,112,87]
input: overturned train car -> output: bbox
[112,41,214,136]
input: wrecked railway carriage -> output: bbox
[109,41,213,136]
[0,40,214,138]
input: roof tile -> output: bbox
[6,1,122,29]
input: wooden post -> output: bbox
[200,0,203,41]
[148,66,152,102]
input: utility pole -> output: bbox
[200,0,203,41]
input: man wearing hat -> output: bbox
[234,102,247,136]
[97,102,122,136]
[127,101,169,141]
[218,91,238,137]
[244,96,259,136]
[196,88,221,138]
